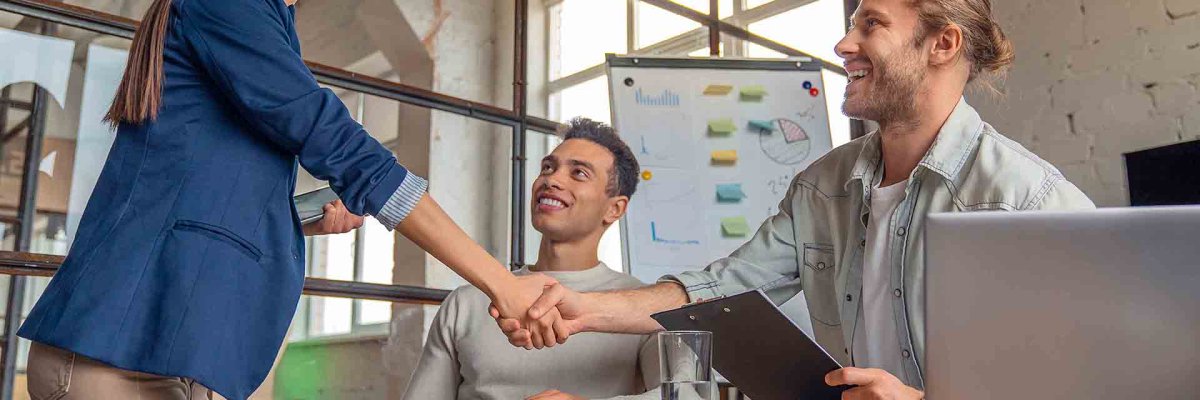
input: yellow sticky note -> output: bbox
[704,84,733,95]
[707,118,737,135]
[711,150,738,165]
[721,217,750,237]
[740,85,767,101]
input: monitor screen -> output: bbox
[1124,140,1200,206]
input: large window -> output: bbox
[543,0,853,272]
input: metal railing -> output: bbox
[0,0,562,135]
[0,251,451,305]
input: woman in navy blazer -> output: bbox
[18,0,560,398]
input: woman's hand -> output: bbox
[302,199,364,236]
[393,193,569,347]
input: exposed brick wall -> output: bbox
[969,0,1200,206]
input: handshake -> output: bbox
[483,271,685,349]
[486,274,593,349]
[481,274,927,400]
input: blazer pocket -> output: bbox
[174,220,263,262]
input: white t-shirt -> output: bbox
[852,179,909,382]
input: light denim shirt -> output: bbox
[662,99,1095,390]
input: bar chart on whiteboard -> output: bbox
[608,56,835,283]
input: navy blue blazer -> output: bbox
[18,0,418,398]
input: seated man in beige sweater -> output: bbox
[403,118,658,400]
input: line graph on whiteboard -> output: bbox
[628,111,694,169]
[634,203,707,266]
[633,168,705,263]
[635,215,706,267]
[649,222,700,245]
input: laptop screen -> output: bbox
[1124,140,1200,206]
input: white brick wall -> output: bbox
[970,0,1200,206]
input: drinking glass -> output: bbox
[659,331,716,400]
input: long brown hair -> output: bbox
[103,0,174,127]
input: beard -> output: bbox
[842,44,927,126]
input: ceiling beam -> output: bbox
[548,0,841,93]
[640,0,844,73]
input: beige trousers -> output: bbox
[26,342,214,400]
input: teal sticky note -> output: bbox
[748,119,775,132]
[716,184,746,203]
[721,217,750,237]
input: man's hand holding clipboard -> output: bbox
[651,290,850,400]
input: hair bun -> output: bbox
[980,21,1015,73]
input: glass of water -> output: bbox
[659,331,715,400]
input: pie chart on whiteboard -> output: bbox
[759,118,813,165]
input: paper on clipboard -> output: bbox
[651,290,850,400]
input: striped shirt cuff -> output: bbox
[375,172,428,231]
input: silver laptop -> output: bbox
[925,206,1200,400]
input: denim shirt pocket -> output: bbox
[803,243,836,272]
[802,243,841,326]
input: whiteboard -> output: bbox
[608,55,835,284]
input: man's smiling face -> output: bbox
[531,139,623,242]
[836,0,931,124]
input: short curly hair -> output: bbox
[559,117,640,198]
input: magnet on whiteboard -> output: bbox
[642,170,653,181]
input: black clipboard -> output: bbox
[651,289,849,400]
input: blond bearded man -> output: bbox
[497,1,1095,399]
